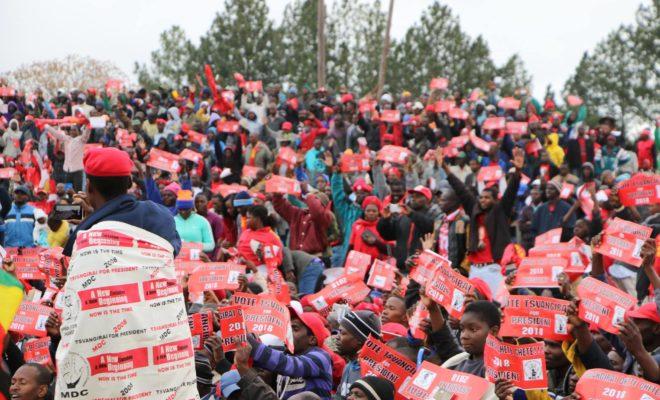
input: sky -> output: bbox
[0,0,642,99]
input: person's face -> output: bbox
[530,188,542,204]
[364,204,379,222]
[573,219,589,239]
[582,167,592,180]
[337,326,362,357]
[10,365,48,400]
[600,123,612,135]
[13,191,28,205]
[478,191,495,210]
[224,199,236,217]
[249,134,258,145]
[545,185,559,200]
[608,350,624,372]
[438,193,458,214]
[246,211,260,230]
[606,135,616,147]
[633,318,660,350]
[56,183,65,196]
[315,176,327,191]
[313,138,322,150]
[355,190,369,206]
[161,190,176,206]
[469,159,480,172]
[459,312,497,356]
[381,297,407,325]
[544,340,569,369]
[559,164,569,176]
[195,195,208,214]
[390,184,405,204]
[347,387,369,400]
[410,192,427,211]
[70,127,80,138]
[292,318,314,354]
[178,208,192,219]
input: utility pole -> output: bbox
[377,0,394,97]
[317,0,326,88]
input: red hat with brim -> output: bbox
[408,185,432,201]
[627,302,660,323]
[84,147,134,177]
[289,307,330,346]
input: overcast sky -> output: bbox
[0,0,642,98]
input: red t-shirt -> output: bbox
[468,214,494,264]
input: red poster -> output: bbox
[231,293,293,352]
[188,311,214,350]
[38,248,65,278]
[500,295,571,341]
[185,130,207,145]
[560,183,575,199]
[434,100,454,113]
[13,255,47,280]
[534,228,562,246]
[9,301,53,337]
[177,242,204,261]
[359,100,377,114]
[359,336,417,399]
[217,305,247,352]
[409,303,430,340]
[344,250,372,278]
[146,148,180,173]
[449,134,470,149]
[267,268,292,304]
[485,335,547,390]
[276,146,298,166]
[306,274,371,315]
[429,77,449,90]
[505,121,528,135]
[566,95,583,107]
[616,173,660,207]
[477,165,503,183]
[179,148,203,164]
[448,107,469,120]
[216,120,239,133]
[188,263,244,292]
[376,145,411,164]
[265,175,302,196]
[0,167,17,179]
[340,153,370,173]
[469,130,491,152]
[212,183,249,197]
[88,347,149,375]
[23,337,52,366]
[512,257,567,288]
[525,138,543,154]
[424,260,473,319]
[115,128,136,148]
[498,97,521,110]
[367,259,396,291]
[244,80,263,92]
[576,277,636,334]
[410,250,448,286]
[152,338,194,365]
[528,243,588,280]
[242,165,260,179]
[380,110,401,123]
[482,117,506,131]
[400,361,489,400]
[595,218,652,267]
[575,368,660,400]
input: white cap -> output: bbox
[380,93,393,103]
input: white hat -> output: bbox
[413,101,424,110]
[380,93,393,103]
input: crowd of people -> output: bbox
[0,70,659,400]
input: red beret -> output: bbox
[84,147,134,177]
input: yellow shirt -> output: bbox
[47,220,70,248]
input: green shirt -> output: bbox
[174,212,215,252]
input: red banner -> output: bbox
[231,293,293,352]
[344,250,372,278]
[566,95,583,107]
[512,257,567,288]
[367,259,396,291]
[434,100,454,113]
[244,80,263,92]
[340,153,371,173]
[216,120,240,133]
[505,121,528,135]
[528,242,588,280]
[13,255,47,280]
[576,277,636,334]
[560,182,575,199]
[448,107,469,120]
[212,183,248,197]
[265,175,302,196]
[616,173,660,207]
[596,218,652,267]
[188,310,214,349]
[410,250,449,286]
[484,334,548,390]
[187,263,245,292]
[359,336,417,399]
[498,97,521,110]
[23,337,53,366]
[276,146,298,166]
[217,305,247,352]
[146,148,180,173]
[409,303,430,340]
[482,117,506,131]
[534,228,562,246]
[399,361,489,400]
[380,110,401,123]
[376,145,411,164]
[38,247,65,278]
[177,242,204,261]
[180,148,203,164]
[469,130,491,152]
[477,165,503,183]
[424,259,473,319]
[306,274,371,315]
[575,368,660,400]
[0,167,17,179]
[429,77,449,90]
[500,295,572,341]
[9,301,53,337]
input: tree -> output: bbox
[134,26,196,89]
[280,0,319,88]
[4,55,128,98]
[496,54,532,97]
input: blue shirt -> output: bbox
[5,203,35,247]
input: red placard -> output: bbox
[38,247,65,278]
[376,145,410,164]
[244,80,263,93]
[276,146,298,166]
[498,97,521,110]
[23,337,52,366]
[429,77,449,91]
[231,293,293,352]
[434,100,454,113]
[344,250,372,278]
[528,243,588,280]
[500,295,571,341]
[306,274,371,315]
[477,165,503,183]
[188,310,214,350]
[359,336,417,399]
[115,128,136,148]
[534,228,562,246]
[212,183,248,197]
[525,138,543,154]
[449,134,470,149]
[265,175,302,196]
[576,277,636,334]
[242,165,260,179]
[267,268,292,304]
[448,107,469,120]
[566,95,583,107]
[505,121,528,135]
[560,182,575,199]
[380,110,401,124]
[595,218,652,267]
[177,242,204,261]
[9,301,53,337]
[512,257,567,288]
[484,334,547,390]
[216,120,240,133]
[359,100,377,114]
[13,255,47,280]
[469,130,491,152]
[409,303,430,340]
[399,361,489,400]
[0,87,17,97]
[186,130,207,145]
[616,173,660,207]
[0,167,17,179]
[575,368,660,400]
[188,263,245,292]
[179,148,203,164]
[340,153,370,173]
[146,148,180,173]
[424,259,472,319]
[410,250,449,286]
[217,305,247,352]
[366,259,396,291]
[221,90,235,103]
[482,117,506,131]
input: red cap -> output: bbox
[84,147,134,177]
[408,185,432,200]
[282,121,293,131]
[425,105,435,113]
[323,106,334,115]
[469,277,493,302]
[627,302,660,323]
[341,93,354,103]
[156,118,167,124]
[381,322,408,342]
[289,307,330,346]
[361,196,382,212]
[352,178,373,193]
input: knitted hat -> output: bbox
[349,376,395,400]
[176,190,194,210]
[546,180,562,193]
[340,310,381,342]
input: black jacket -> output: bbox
[377,207,434,271]
[566,137,595,171]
